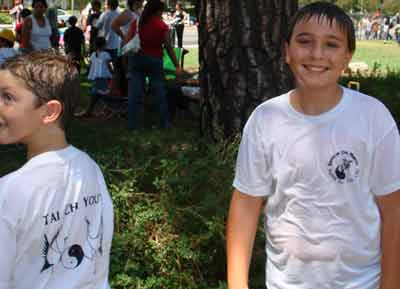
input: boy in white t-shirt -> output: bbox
[0,51,114,289]
[227,2,400,289]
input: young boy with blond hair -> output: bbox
[0,51,114,289]
[227,2,400,289]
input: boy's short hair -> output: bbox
[2,50,79,129]
[68,15,78,26]
[286,2,356,53]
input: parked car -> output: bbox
[57,9,71,26]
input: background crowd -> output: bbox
[4,0,193,129]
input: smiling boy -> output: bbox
[0,51,114,289]
[227,2,400,289]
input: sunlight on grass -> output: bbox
[352,40,400,71]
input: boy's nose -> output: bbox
[310,44,324,59]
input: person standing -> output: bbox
[95,0,120,65]
[172,2,186,48]
[124,0,182,129]
[86,0,102,54]
[227,3,400,289]
[9,0,24,31]
[64,16,85,73]
[21,0,51,51]
[111,0,143,42]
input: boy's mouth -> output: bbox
[303,65,328,72]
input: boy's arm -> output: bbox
[376,190,400,289]
[111,11,130,40]
[21,17,33,51]
[226,189,264,289]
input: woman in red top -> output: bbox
[125,0,181,129]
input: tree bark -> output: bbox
[198,0,298,139]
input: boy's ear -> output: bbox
[41,100,63,125]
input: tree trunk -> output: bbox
[198,0,298,139]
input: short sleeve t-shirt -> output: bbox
[233,87,400,289]
[130,16,169,58]
[0,146,114,289]
[88,51,112,80]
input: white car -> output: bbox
[57,9,72,24]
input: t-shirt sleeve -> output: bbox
[369,107,400,196]
[233,108,274,197]
[0,181,17,288]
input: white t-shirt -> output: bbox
[29,15,52,51]
[0,146,114,289]
[96,10,120,50]
[233,87,400,289]
[88,51,112,80]
[120,10,139,38]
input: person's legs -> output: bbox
[147,56,169,128]
[175,24,184,48]
[127,54,145,129]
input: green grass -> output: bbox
[184,48,199,69]
[352,40,400,71]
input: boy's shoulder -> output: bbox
[0,146,95,196]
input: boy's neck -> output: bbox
[26,126,69,160]
[290,85,343,116]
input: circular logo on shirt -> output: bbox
[328,150,360,183]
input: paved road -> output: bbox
[182,26,198,48]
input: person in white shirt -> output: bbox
[76,36,113,117]
[111,0,143,41]
[95,0,120,65]
[21,0,52,51]
[227,3,400,289]
[0,51,114,289]
[0,29,18,66]
[9,0,24,30]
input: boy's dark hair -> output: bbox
[68,15,78,26]
[107,0,119,10]
[32,0,48,9]
[20,8,31,18]
[2,50,79,129]
[286,2,356,53]
[95,36,106,50]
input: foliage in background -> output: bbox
[0,13,12,24]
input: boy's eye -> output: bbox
[326,42,339,48]
[0,92,14,104]
[297,38,311,45]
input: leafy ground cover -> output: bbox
[1,44,400,288]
